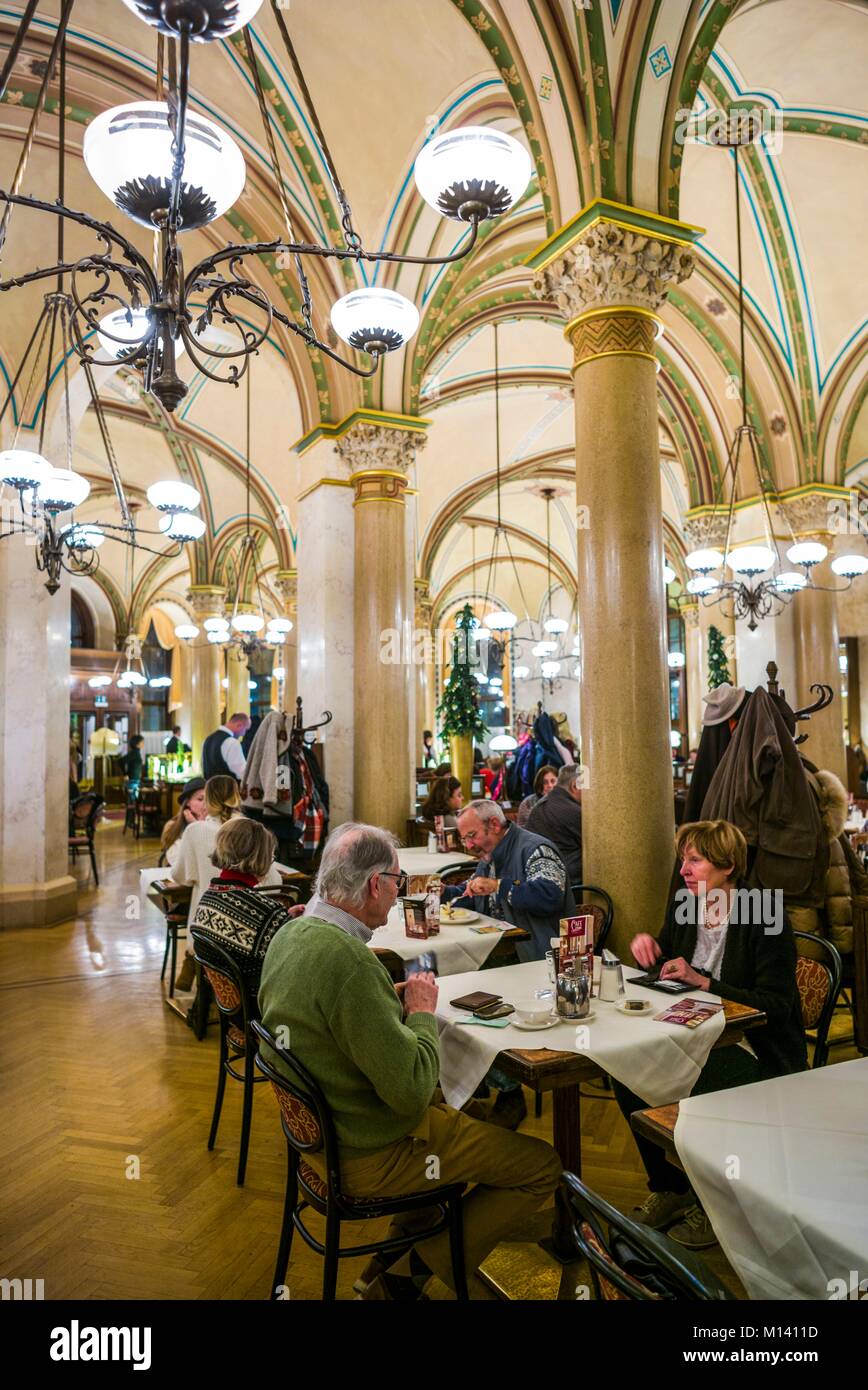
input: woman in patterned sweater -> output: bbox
[190,817,294,1006]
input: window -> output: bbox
[70,592,95,650]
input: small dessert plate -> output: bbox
[617,999,652,1016]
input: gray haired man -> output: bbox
[258,821,561,1300]
[527,764,583,881]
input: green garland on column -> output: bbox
[707,624,732,689]
[436,604,487,740]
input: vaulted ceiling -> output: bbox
[0,0,865,641]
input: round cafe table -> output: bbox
[397,847,474,894]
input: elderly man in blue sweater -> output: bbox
[449,800,575,962]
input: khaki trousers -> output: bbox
[322,1101,562,1297]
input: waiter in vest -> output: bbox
[202,712,250,782]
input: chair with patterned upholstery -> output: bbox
[561,1172,736,1301]
[189,930,269,1186]
[252,1019,469,1302]
[793,930,843,1068]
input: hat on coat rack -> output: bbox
[701,681,747,726]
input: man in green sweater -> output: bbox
[259,821,561,1300]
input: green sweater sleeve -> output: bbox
[326,955,440,1118]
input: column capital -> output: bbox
[187,584,226,620]
[273,568,298,613]
[682,602,700,632]
[684,507,730,551]
[779,488,839,539]
[337,421,428,505]
[532,218,695,368]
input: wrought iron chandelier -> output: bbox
[682,121,867,629]
[0,0,533,413]
[0,25,205,591]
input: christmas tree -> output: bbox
[707,624,732,689]
[436,604,487,740]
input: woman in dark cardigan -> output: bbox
[615,818,807,1251]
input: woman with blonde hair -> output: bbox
[170,775,283,991]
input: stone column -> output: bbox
[336,422,426,837]
[785,495,847,783]
[534,221,695,954]
[187,585,225,772]
[414,578,435,764]
[273,568,298,712]
[0,536,77,927]
[683,603,703,750]
[225,644,250,720]
[684,509,737,690]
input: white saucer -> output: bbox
[511,1015,560,1031]
[617,999,652,1016]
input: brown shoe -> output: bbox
[356,1274,428,1302]
[173,953,196,993]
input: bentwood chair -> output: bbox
[570,883,614,955]
[68,793,105,885]
[252,1020,469,1302]
[149,881,193,998]
[561,1173,736,1301]
[793,930,843,1068]
[190,930,269,1186]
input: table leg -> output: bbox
[551,1082,582,1178]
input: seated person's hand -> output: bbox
[467,875,499,896]
[659,956,708,989]
[404,972,438,1015]
[631,933,662,969]
[286,903,306,920]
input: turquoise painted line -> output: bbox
[421,364,571,394]
[421,198,545,307]
[176,421,292,525]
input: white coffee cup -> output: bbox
[514,998,554,1026]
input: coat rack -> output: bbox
[290,696,333,744]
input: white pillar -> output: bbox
[0,535,77,926]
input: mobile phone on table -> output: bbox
[404,952,438,980]
[472,1001,515,1019]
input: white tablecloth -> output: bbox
[368,903,509,976]
[675,1056,868,1300]
[397,849,474,880]
[433,960,725,1110]
[139,867,172,926]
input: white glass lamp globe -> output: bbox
[686,575,718,596]
[541,660,561,679]
[248,680,257,691]
[685,548,724,573]
[330,288,420,355]
[414,126,532,222]
[124,670,148,686]
[120,0,265,42]
[543,616,568,635]
[786,540,827,568]
[667,652,686,669]
[0,448,52,488]
[88,675,112,688]
[84,102,245,231]
[203,616,228,632]
[267,617,293,634]
[512,666,530,680]
[160,513,206,541]
[488,677,503,688]
[532,640,557,657]
[116,675,132,688]
[148,675,172,688]
[272,667,286,682]
[832,554,868,578]
[174,623,200,640]
[670,730,683,749]
[267,630,286,645]
[727,545,775,575]
[663,563,676,585]
[37,469,90,512]
[231,612,265,633]
[208,631,227,644]
[774,572,807,593]
[148,480,200,513]
[473,672,489,684]
[485,609,517,631]
[64,523,105,550]
[489,733,518,752]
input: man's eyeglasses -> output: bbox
[379,871,409,894]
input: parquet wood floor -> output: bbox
[0,822,859,1300]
